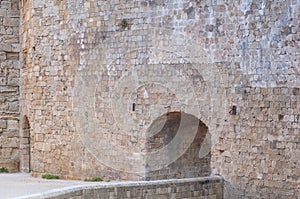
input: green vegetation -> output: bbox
[120,19,128,29]
[0,167,8,173]
[84,177,103,182]
[42,174,60,179]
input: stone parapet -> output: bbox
[20,176,224,199]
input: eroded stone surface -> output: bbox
[0,0,20,173]
[0,0,299,198]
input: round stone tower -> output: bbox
[14,0,300,198]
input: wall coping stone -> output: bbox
[16,175,223,199]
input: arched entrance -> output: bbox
[20,116,30,172]
[145,112,211,180]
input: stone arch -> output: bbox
[20,115,31,172]
[145,112,211,180]
[72,23,226,175]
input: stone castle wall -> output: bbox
[0,0,298,198]
[0,0,20,172]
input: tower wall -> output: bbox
[0,0,20,172]
[19,0,299,198]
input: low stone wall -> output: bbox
[21,176,223,199]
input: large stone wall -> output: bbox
[0,0,20,172]
[220,87,300,198]
[18,0,300,199]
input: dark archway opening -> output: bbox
[145,112,211,180]
[20,116,30,172]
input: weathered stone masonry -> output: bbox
[30,177,224,199]
[0,0,299,199]
[0,0,20,172]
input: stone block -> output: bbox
[0,120,7,128]
[0,9,6,17]
[0,44,12,52]
[8,102,19,112]
[0,77,6,85]
[7,77,19,86]
[11,44,20,52]
[0,52,6,60]
[7,120,19,130]
[3,17,20,27]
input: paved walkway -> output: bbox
[0,173,104,199]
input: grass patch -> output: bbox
[85,177,103,182]
[0,167,8,173]
[42,174,60,179]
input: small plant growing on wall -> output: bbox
[84,177,103,182]
[0,167,8,173]
[42,174,60,179]
[120,19,128,30]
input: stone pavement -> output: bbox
[0,173,104,199]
